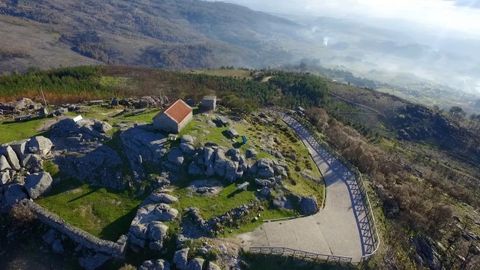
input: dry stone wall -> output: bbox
[22,199,126,258]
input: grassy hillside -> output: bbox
[0,16,99,73]
[2,66,480,269]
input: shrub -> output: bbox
[9,203,36,226]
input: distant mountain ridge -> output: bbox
[0,0,302,72]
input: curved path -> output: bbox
[239,114,370,263]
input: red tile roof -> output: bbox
[164,99,192,123]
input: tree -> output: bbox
[427,204,453,237]
[449,106,466,120]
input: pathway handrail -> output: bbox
[265,107,380,261]
[286,111,381,260]
[249,246,353,264]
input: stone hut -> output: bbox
[200,96,217,111]
[153,99,193,134]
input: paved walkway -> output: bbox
[239,114,366,262]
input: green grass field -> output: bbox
[0,118,47,144]
[37,178,142,241]
[172,183,295,236]
[0,105,161,145]
[173,183,257,220]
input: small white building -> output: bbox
[153,99,193,134]
[200,96,217,111]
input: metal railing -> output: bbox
[249,246,353,265]
[286,112,381,260]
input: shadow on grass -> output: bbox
[67,188,100,203]
[99,206,138,241]
[227,188,244,198]
[44,178,84,197]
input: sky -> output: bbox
[212,0,480,37]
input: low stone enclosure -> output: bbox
[21,199,126,258]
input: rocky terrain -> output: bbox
[1,67,479,269]
[0,99,324,269]
[0,135,54,209]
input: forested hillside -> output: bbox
[0,0,303,72]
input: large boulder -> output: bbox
[255,178,274,187]
[129,223,149,248]
[10,140,28,165]
[205,163,215,177]
[92,120,112,134]
[0,155,11,171]
[173,248,189,270]
[180,143,195,155]
[300,196,319,215]
[0,146,21,170]
[256,159,275,178]
[148,221,169,250]
[27,136,53,156]
[22,154,43,173]
[50,118,79,138]
[148,221,169,241]
[0,171,11,185]
[139,259,170,270]
[273,165,288,179]
[154,204,179,222]
[148,192,178,204]
[188,162,203,176]
[245,148,257,159]
[120,126,167,180]
[203,147,215,166]
[213,149,227,177]
[225,161,240,182]
[167,148,184,167]
[51,118,110,142]
[58,145,124,190]
[24,172,53,199]
[226,148,241,161]
[187,258,205,270]
[181,135,196,144]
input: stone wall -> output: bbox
[21,199,126,258]
[153,113,178,134]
